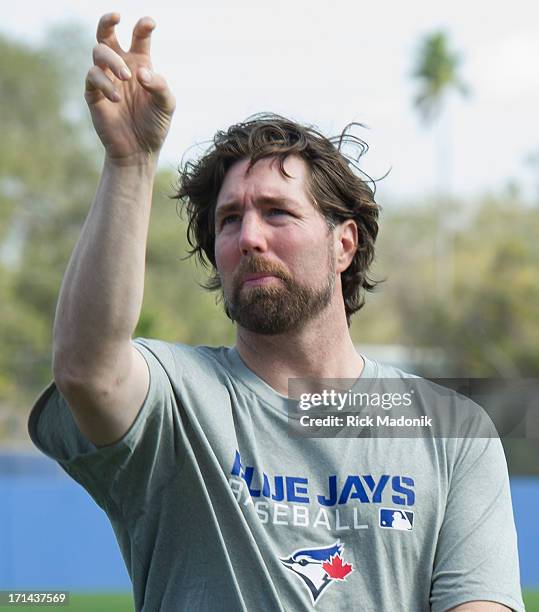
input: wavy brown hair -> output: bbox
[173,113,382,325]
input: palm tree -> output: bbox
[412,31,469,300]
[413,31,468,127]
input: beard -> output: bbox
[222,248,336,335]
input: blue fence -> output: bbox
[0,453,129,590]
[0,453,538,590]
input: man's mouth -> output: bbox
[242,273,281,287]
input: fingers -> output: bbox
[136,68,176,114]
[87,13,169,110]
[129,16,156,56]
[96,13,122,53]
[92,43,132,81]
[85,66,120,103]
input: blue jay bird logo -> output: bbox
[280,541,354,605]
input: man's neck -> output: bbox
[234,304,364,396]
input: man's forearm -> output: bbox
[52,155,158,383]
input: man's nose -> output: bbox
[238,213,267,255]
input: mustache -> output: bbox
[234,257,291,284]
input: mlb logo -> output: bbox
[380,508,414,531]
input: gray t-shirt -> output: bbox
[28,338,524,612]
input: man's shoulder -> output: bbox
[133,337,234,377]
[361,353,421,380]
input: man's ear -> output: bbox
[334,220,358,274]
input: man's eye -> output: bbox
[222,214,240,225]
[268,208,289,216]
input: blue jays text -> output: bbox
[231,450,415,507]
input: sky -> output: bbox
[3,0,539,204]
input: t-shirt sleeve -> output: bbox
[430,421,525,612]
[27,338,185,518]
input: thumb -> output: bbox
[137,67,175,113]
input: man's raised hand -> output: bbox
[85,13,176,165]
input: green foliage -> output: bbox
[0,29,100,411]
[412,30,468,124]
[353,196,539,378]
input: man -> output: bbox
[29,13,524,612]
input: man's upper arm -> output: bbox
[429,429,524,612]
[29,338,183,510]
[55,342,150,447]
